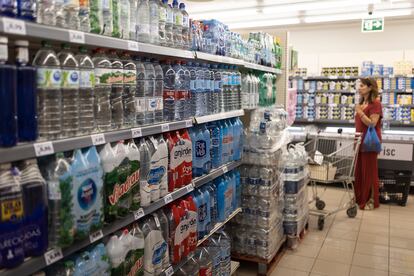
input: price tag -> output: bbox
[69,30,85,43]
[44,248,63,265]
[348,120,355,123]
[128,41,139,51]
[403,121,410,125]
[186,183,194,192]
[131,128,142,138]
[91,134,106,145]
[34,142,55,157]
[3,18,26,35]
[406,89,413,93]
[185,120,193,127]
[161,124,170,132]
[134,208,145,220]
[328,76,338,79]
[344,76,350,79]
[89,230,103,243]
[222,166,228,174]
[164,194,173,204]
[165,266,174,276]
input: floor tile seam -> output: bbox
[349,206,364,276]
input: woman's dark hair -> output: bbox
[359,78,379,104]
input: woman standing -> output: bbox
[354,78,382,210]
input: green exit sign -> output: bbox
[362,18,384,32]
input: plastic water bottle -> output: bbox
[135,57,146,126]
[195,247,212,276]
[202,64,211,115]
[92,48,112,131]
[17,0,36,20]
[162,60,175,122]
[163,0,173,47]
[0,0,16,16]
[0,37,17,147]
[111,0,121,37]
[172,60,185,120]
[108,50,124,129]
[129,0,137,40]
[36,0,54,26]
[158,0,166,46]
[179,3,189,49]
[119,0,130,39]
[102,0,113,36]
[79,0,90,31]
[195,63,204,116]
[137,0,150,43]
[216,230,231,275]
[188,61,196,117]
[75,47,95,134]
[207,122,222,169]
[15,40,37,142]
[121,52,136,127]
[144,58,155,124]
[235,67,241,110]
[34,42,61,140]
[153,59,164,123]
[63,0,80,30]
[89,0,103,33]
[181,61,191,119]
[221,65,230,112]
[213,65,223,113]
[149,0,159,44]
[172,0,182,48]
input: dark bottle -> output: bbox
[0,0,17,17]
[16,40,37,142]
[17,0,35,21]
[0,36,17,147]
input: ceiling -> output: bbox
[185,0,414,31]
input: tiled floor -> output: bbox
[236,187,414,276]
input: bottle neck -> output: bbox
[16,47,29,66]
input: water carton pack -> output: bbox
[190,126,211,177]
[147,136,169,202]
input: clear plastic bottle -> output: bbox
[202,63,210,115]
[221,65,229,112]
[172,60,185,121]
[149,0,159,45]
[111,0,121,38]
[179,3,189,50]
[172,0,182,48]
[175,257,199,276]
[181,61,191,119]
[63,0,80,30]
[195,247,212,276]
[129,0,137,40]
[108,50,124,129]
[121,52,136,127]
[75,47,95,134]
[33,41,62,140]
[144,58,155,124]
[195,63,205,116]
[92,48,112,131]
[136,0,150,43]
[153,59,164,123]
[119,0,130,39]
[212,64,222,114]
[158,0,166,46]
[188,61,196,117]
[163,0,173,47]
[89,0,103,33]
[79,0,90,32]
[162,60,175,122]
[102,0,113,36]
[135,57,146,126]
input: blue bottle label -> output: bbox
[195,140,207,158]
[62,69,80,89]
[37,68,61,89]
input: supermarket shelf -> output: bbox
[0,160,241,276]
[194,110,245,124]
[385,104,414,108]
[0,119,193,163]
[197,208,242,247]
[295,118,354,124]
[297,90,356,93]
[382,89,413,93]
[194,51,245,66]
[231,261,240,275]
[290,75,414,80]
[243,62,283,74]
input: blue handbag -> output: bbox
[362,125,381,153]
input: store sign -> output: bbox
[362,18,384,33]
[379,143,413,161]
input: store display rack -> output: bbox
[0,17,281,74]
[0,160,242,276]
[290,74,414,80]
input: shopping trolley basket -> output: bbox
[303,132,362,230]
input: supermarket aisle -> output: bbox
[236,187,414,276]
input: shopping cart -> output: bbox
[303,132,362,230]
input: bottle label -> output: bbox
[167,10,173,23]
[159,7,166,22]
[182,15,189,28]
[80,70,95,88]
[135,97,146,113]
[37,68,62,89]
[95,68,112,85]
[16,47,28,64]
[1,198,24,221]
[61,69,80,89]
[124,69,137,84]
[175,14,183,26]
[48,181,62,200]
[110,69,123,84]
[147,98,157,112]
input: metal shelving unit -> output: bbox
[290,75,414,80]
[195,110,245,124]
[0,160,241,276]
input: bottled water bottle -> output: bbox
[63,0,80,30]
[214,65,224,113]
[235,67,241,110]
[203,63,212,115]
[37,0,55,25]
[54,0,65,27]
[108,50,124,129]
[102,0,113,36]
[92,48,112,131]
[111,0,121,38]
[144,58,155,124]
[79,0,91,32]
[129,0,137,40]
[121,52,136,127]
[57,44,79,138]
[181,61,191,119]
[135,57,146,126]
[222,65,230,112]
[163,0,173,47]
[209,64,220,114]
[162,60,174,122]
[89,0,103,33]
[153,59,164,123]
[149,0,159,45]
[172,60,185,120]
[172,0,182,48]
[188,61,196,117]
[75,47,95,134]
[158,0,166,46]
[137,0,150,43]
[119,0,131,39]
[179,3,189,49]
[195,63,205,116]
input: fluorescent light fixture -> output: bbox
[228,18,301,29]
[305,9,412,23]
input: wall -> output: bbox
[287,19,414,75]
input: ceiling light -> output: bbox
[228,18,301,29]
